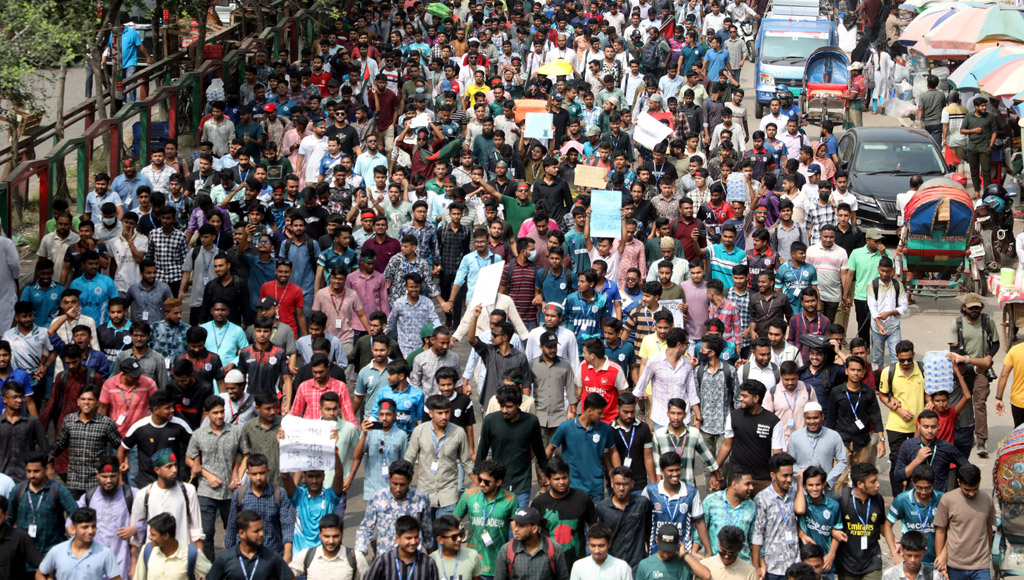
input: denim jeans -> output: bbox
[432,504,456,520]
[947,569,991,580]
[128,447,139,489]
[334,491,348,520]
[870,327,900,370]
[199,496,232,562]
[516,492,532,510]
[125,65,138,102]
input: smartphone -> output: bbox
[367,421,385,430]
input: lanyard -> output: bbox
[120,386,138,411]
[668,429,687,455]
[396,558,416,580]
[230,396,246,424]
[854,496,872,533]
[439,550,460,580]
[920,444,936,465]
[808,431,821,451]
[200,249,213,275]
[329,291,346,316]
[213,325,229,350]
[239,556,260,580]
[382,429,397,458]
[914,500,933,527]
[782,389,798,414]
[618,425,636,454]
[665,495,682,522]
[27,488,45,522]
[845,390,862,417]
[275,284,288,305]
[773,494,792,528]
[432,425,450,457]
[653,160,665,180]
[725,501,743,527]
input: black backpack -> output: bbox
[697,364,737,409]
[871,277,902,304]
[302,546,358,580]
[955,313,997,355]
[10,480,63,523]
[84,484,134,512]
[641,40,664,71]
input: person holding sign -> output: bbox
[278,411,346,552]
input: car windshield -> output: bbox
[853,141,946,175]
[761,35,829,64]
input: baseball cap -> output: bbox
[513,507,543,526]
[263,103,277,113]
[807,164,822,175]
[864,228,883,240]
[420,323,435,338]
[963,293,984,308]
[259,297,278,309]
[586,126,601,137]
[540,331,559,347]
[656,524,680,551]
[122,358,144,378]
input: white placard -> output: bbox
[470,260,506,308]
[279,415,336,472]
[634,112,675,150]
[658,299,686,328]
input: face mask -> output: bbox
[698,351,709,364]
[415,87,425,94]
[819,192,831,202]
[103,217,117,227]
[529,248,538,261]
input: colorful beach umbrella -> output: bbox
[899,6,963,47]
[948,46,1024,89]
[924,5,1024,51]
[979,60,1024,98]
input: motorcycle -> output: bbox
[975,182,1017,272]
[739,18,755,61]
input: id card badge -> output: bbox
[117,414,127,426]
[335,319,343,329]
[430,461,440,473]
[623,457,633,468]
[381,465,390,477]
[787,418,794,429]
[854,418,866,430]
[481,531,494,546]
[784,529,795,543]
[142,311,149,321]
[27,524,37,538]
[202,276,210,286]
[861,536,868,550]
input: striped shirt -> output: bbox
[500,259,539,323]
[805,243,848,303]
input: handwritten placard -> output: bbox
[590,189,622,239]
[279,415,337,472]
[658,299,687,327]
[514,99,548,123]
[574,164,609,189]
[524,112,554,140]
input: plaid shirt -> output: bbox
[435,222,472,276]
[805,201,837,246]
[290,377,356,423]
[225,482,296,553]
[651,425,720,481]
[709,298,742,352]
[727,288,753,349]
[53,412,122,492]
[151,320,189,362]
[787,311,831,361]
[146,228,188,284]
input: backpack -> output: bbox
[507,535,557,576]
[955,313,997,356]
[140,482,196,531]
[141,542,198,580]
[84,484,134,512]
[234,481,283,507]
[882,360,925,397]
[302,545,358,580]
[741,361,780,386]
[278,236,318,268]
[770,382,814,399]
[696,364,737,409]
[10,480,63,523]
[871,277,902,305]
[642,40,664,72]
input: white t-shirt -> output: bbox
[895,189,916,227]
[298,135,329,183]
[831,189,859,213]
[108,233,150,292]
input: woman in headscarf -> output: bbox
[812,141,837,181]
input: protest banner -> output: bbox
[658,300,687,328]
[524,112,554,140]
[279,415,337,472]
[470,260,505,308]
[634,112,674,149]
[574,164,609,189]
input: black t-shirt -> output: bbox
[531,488,597,567]
[167,378,215,431]
[174,351,225,386]
[551,109,570,147]
[63,242,109,282]
[96,324,132,363]
[293,362,345,390]
[448,392,476,429]
[325,124,360,157]
[728,408,780,481]
[611,421,654,489]
[296,205,332,241]
[237,345,290,397]
[836,489,886,575]
[123,417,192,487]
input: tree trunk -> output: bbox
[194,6,209,71]
[7,118,24,223]
[55,62,68,140]
[152,0,163,63]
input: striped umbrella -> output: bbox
[924,4,1024,50]
[948,46,1024,89]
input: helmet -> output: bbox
[950,173,967,187]
[984,183,1007,198]
[983,194,1008,214]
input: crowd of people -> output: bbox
[1,0,1020,580]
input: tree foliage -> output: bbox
[0,0,79,111]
